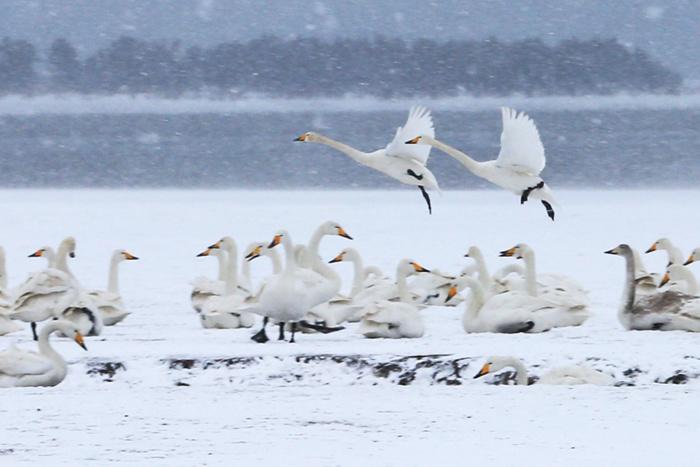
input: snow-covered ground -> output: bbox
[1,189,699,466]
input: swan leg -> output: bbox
[289,322,298,343]
[251,317,269,343]
[541,200,555,221]
[520,181,544,204]
[31,322,38,341]
[277,323,286,340]
[418,186,432,214]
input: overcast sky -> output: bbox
[3,0,699,78]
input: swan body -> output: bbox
[659,264,698,295]
[201,237,256,329]
[358,259,431,339]
[0,320,87,388]
[0,247,21,335]
[10,239,80,327]
[295,106,439,213]
[473,356,614,386]
[87,250,138,325]
[191,247,227,313]
[631,247,661,295]
[407,107,556,220]
[606,244,700,331]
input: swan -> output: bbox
[296,220,353,270]
[684,248,700,267]
[87,250,139,326]
[659,264,698,295]
[464,245,525,295]
[249,230,341,343]
[447,275,587,333]
[243,242,282,299]
[499,244,589,309]
[295,106,439,213]
[631,247,661,295]
[646,238,684,266]
[406,107,556,220]
[9,238,81,340]
[200,237,256,329]
[0,319,87,388]
[473,356,614,386]
[191,247,227,313]
[0,247,21,336]
[358,259,431,339]
[605,244,700,331]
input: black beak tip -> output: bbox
[684,260,692,266]
[79,343,88,351]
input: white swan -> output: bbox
[406,107,557,220]
[499,244,589,309]
[250,230,340,343]
[448,274,588,333]
[295,106,439,213]
[358,259,431,339]
[0,320,87,388]
[87,250,139,326]
[10,238,81,339]
[684,248,700,267]
[659,264,698,295]
[200,237,256,329]
[243,242,282,299]
[464,245,525,296]
[191,247,227,313]
[0,247,21,336]
[473,356,614,386]
[646,238,684,266]
[296,220,353,270]
[606,244,700,331]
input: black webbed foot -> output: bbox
[251,329,269,343]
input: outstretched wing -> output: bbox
[495,107,545,175]
[385,105,435,165]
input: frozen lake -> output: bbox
[0,97,699,188]
[1,189,700,466]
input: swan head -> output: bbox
[52,320,88,350]
[28,246,53,258]
[646,238,671,254]
[59,237,77,258]
[244,243,266,262]
[317,221,353,240]
[294,131,319,142]
[464,246,483,260]
[404,135,428,145]
[268,231,289,249]
[684,248,700,266]
[473,356,513,379]
[604,244,631,257]
[118,250,139,261]
[208,236,235,250]
[397,259,431,277]
[499,244,530,260]
[328,247,360,264]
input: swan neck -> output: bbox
[506,358,529,385]
[396,267,411,303]
[348,255,365,297]
[314,134,369,164]
[55,245,73,276]
[268,249,282,274]
[224,243,239,295]
[107,254,120,294]
[462,276,484,318]
[424,136,481,173]
[281,236,297,274]
[523,252,537,296]
[216,253,227,281]
[473,253,490,288]
[622,250,636,312]
[307,227,324,257]
[38,324,65,369]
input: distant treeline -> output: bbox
[0,36,682,97]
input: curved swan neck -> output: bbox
[266,249,282,274]
[312,134,370,165]
[281,235,298,274]
[223,242,239,295]
[307,226,325,257]
[460,276,485,319]
[672,266,698,294]
[503,357,529,385]
[347,254,365,298]
[107,252,121,294]
[422,136,483,174]
[396,265,412,303]
[37,324,65,369]
[470,249,491,288]
[55,244,73,276]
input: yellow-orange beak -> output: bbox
[684,255,695,266]
[196,249,211,257]
[329,252,345,264]
[28,249,44,258]
[411,261,431,273]
[268,235,282,249]
[445,285,458,303]
[74,332,87,351]
[337,227,353,240]
[405,136,422,145]
[473,362,491,379]
[499,247,517,257]
[294,133,308,142]
[123,251,139,260]
[645,243,657,254]
[659,272,670,287]
[208,240,222,249]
